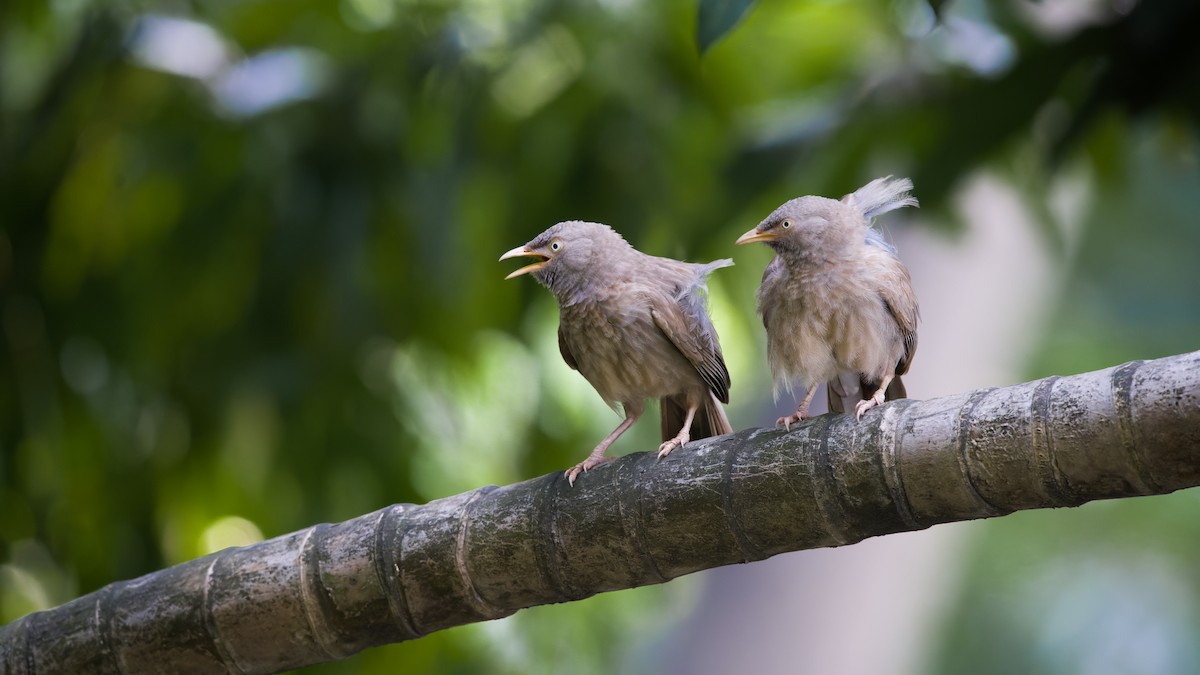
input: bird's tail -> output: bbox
[674,258,734,301]
[661,392,732,442]
[843,176,919,221]
[826,373,907,415]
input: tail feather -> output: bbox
[661,393,732,442]
[674,258,734,301]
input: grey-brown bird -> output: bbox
[501,221,733,485]
[735,176,919,428]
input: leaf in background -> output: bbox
[696,0,757,54]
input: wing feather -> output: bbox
[557,326,579,371]
[649,293,731,404]
[877,263,918,375]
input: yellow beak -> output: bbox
[735,227,778,245]
[499,245,550,279]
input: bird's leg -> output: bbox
[657,403,697,460]
[566,411,640,486]
[777,384,819,431]
[854,374,894,420]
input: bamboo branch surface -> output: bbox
[2,352,1198,674]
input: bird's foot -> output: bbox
[657,431,690,460]
[565,455,613,486]
[854,395,884,420]
[776,407,810,432]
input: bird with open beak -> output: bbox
[501,220,734,485]
[735,176,919,428]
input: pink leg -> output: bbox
[854,374,894,420]
[777,384,819,431]
[566,411,640,486]
[657,402,697,460]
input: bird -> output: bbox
[500,220,734,486]
[735,176,919,429]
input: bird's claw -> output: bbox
[565,455,613,486]
[657,433,689,461]
[854,397,882,420]
[775,408,810,432]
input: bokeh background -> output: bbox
[3,0,1200,672]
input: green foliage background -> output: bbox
[2,0,1199,672]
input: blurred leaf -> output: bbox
[696,0,757,54]
[1050,0,1200,164]
[927,0,950,20]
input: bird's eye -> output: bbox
[781,219,792,229]
[551,241,561,251]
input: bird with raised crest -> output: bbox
[735,176,919,428]
[501,221,733,486]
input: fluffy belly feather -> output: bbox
[765,293,902,392]
[562,305,703,406]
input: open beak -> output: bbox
[499,245,550,279]
[735,227,778,245]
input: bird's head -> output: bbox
[500,220,629,293]
[734,195,858,257]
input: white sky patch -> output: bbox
[210,48,330,118]
[933,16,1016,77]
[129,16,329,118]
[129,16,230,80]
